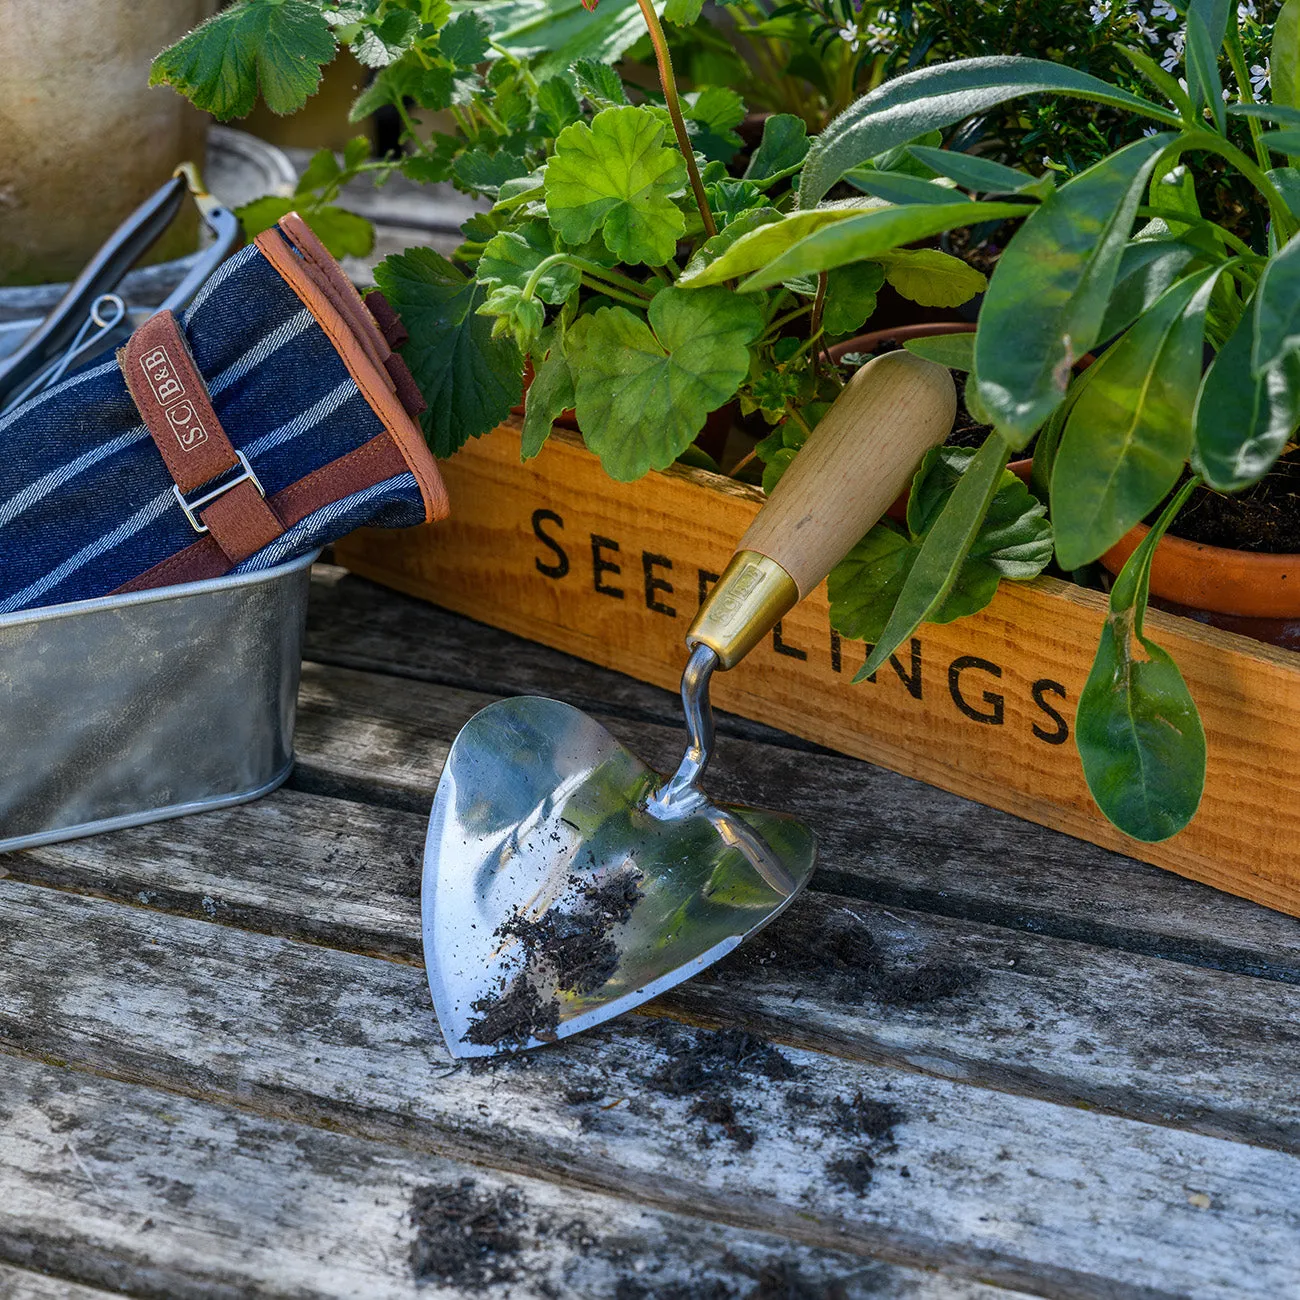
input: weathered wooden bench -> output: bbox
[1,565,1298,1298]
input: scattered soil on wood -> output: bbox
[644,1023,799,1151]
[723,912,978,1008]
[1163,456,1300,554]
[614,1256,845,1300]
[827,1150,877,1196]
[408,1175,854,1295]
[464,868,644,1050]
[409,1179,525,1288]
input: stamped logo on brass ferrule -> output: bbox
[712,561,765,628]
[139,344,209,452]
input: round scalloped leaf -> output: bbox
[545,106,688,266]
[569,287,763,480]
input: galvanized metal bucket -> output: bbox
[0,550,317,852]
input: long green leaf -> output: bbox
[1075,480,1205,843]
[677,204,883,287]
[799,57,1179,209]
[459,0,663,77]
[1184,0,1229,134]
[905,146,1054,198]
[1051,268,1219,569]
[845,169,967,206]
[1251,234,1300,373]
[856,432,1010,681]
[1096,238,1200,341]
[974,135,1174,445]
[738,202,1028,292]
[1274,0,1300,111]
[1193,301,1300,490]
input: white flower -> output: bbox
[838,24,861,51]
[1238,1,1258,20]
[1251,59,1270,95]
[1151,0,1178,18]
[1160,29,1186,72]
[1089,1,1109,21]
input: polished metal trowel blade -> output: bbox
[422,696,816,1057]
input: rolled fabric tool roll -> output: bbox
[0,213,447,613]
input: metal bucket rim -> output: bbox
[0,547,321,630]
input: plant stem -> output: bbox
[635,0,718,240]
[1222,22,1272,175]
[761,302,814,340]
[580,276,655,309]
[521,254,655,303]
[1178,130,1297,242]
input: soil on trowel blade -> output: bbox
[465,868,644,1050]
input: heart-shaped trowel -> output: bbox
[423,351,956,1056]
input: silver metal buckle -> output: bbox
[173,450,266,534]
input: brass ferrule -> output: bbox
[685,551,798,670]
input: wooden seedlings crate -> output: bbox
[336,421,1300,918]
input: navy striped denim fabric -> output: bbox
[0,244,426,613]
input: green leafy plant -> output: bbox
[799,0,1300,842]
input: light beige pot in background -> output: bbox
[0,0,217,285]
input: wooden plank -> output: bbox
[287,638,1300,985]
[9,776,1300,1153]
[1,1057,962,1300]
[334,423,1300,917]
[1,881,1298,1298]
[0,1263,120,1299]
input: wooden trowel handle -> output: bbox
[687,350,955,670]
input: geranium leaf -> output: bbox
[1051,268,1218,569]
[453,149,529,197]
[536,76,581,134]
[874,248,987,308]
[664,0,705,23]
[373,247,523,457]
[744,114,810,185]
[975,134,1173,445]
[822,263,885,336]
[440,10,492,66]
[478,221,581,304]
[150,0,336,119]
[352,8,419,67]
[545,106,687,265]
[522,340,575,460]
[572,59,630,109]
[298,205,375,258]
[567,287,763,480]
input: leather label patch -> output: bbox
[138,344,210,452]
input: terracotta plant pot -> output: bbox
[1101,526,1300,649]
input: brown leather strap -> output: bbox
[365,291,409,349]
[119,311,285,564]
[112,432,411,595]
